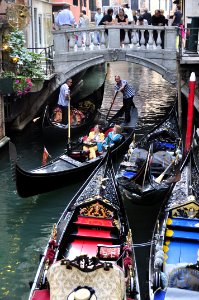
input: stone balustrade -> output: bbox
[53,25,177,54]
[52,25,178,84]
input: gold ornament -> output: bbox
[11,57,19,63]
[6,4,30,29]
[2,43,9,51]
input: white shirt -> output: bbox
[58,83,70,107]
[95,12,104,26]
[124,8,133,22]
[55,9,75,26]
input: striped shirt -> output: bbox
[114,79,135,99]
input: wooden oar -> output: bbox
[142,144,153,189]
[155,159,175,184]
[106,91,118,120]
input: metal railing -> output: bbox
[178,27,199,58]
[27,45,54,77]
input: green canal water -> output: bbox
[0,62,177,300]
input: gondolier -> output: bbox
[58,78,72,125]
[114,75,135,125]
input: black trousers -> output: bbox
[123,97,135,122]
[113,96,135,123]
[59,105,68,125]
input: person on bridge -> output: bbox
[113,75,135,125]
[57,78,73,125]
[55,4,76,29]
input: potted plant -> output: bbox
[1,28,45,96]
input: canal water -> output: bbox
[0,62,176,300]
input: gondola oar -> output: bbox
[142,144,153,189]
[154,159,175,184]
[106,91,118,120]
[67,93,71,150]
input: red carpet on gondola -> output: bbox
[67,239,112,260]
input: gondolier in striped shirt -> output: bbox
[114,75,135,124]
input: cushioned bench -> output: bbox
[167,217,199,229]
[74,216,114,228]
[166,228,199,241]
[71,228,117,239]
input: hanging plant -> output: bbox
[2,28,45,96]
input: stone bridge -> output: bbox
[52,25,178,84]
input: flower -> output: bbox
[13,76,33,96]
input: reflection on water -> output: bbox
[0,62,176,300]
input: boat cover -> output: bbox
[47,261,125,300]
[164,287,199,300]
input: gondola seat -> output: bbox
[74,216,114,227]
[31,289,50,300]
[71,228,117,239]
[47,260,126,300]
[166,229,199,241]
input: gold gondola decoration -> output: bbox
[6,4,30,29]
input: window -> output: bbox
[73,0,78,6]
[102,0,109,6]
[84,0,86,7]
[89,0,96,11]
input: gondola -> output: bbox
[28,152,140,300]
[148,148,199,300]
[116,103,182,204]
[42,82,105,141]
[10,108,138,198]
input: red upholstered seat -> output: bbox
[72,228,115,239]
[104,127,113,137]
[75,216,114,227]
[31,289,50,300]
[67,239,112,260]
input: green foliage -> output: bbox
[2,28,45,96]
[5,28,45,80]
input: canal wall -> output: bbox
[0,94,10,148]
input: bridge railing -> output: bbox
[53,25,177,55]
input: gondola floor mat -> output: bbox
[164,240,199,264]
[67,239,112,260]
[60,155,84,167]
[71,228,116,239]
[75,216,114,227]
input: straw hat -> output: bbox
[68,288,97,300]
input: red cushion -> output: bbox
[104,128,113,137]
[75,216,114,227]
[31,289,50,300]
[75,228,112,239]
[98,246,121,260]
